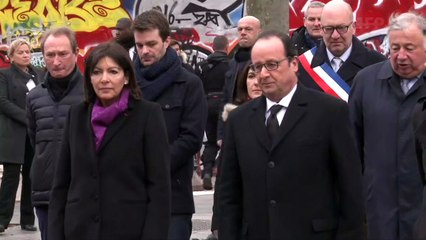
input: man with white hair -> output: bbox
[350,12,426,240]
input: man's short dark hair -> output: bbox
[133,10,170,41]
[256,30,297,59]
[213,35,228,51]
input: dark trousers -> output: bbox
[201,97,222,176]
[168,214,192,240]
[210,146,223,231]
[35,206,48,240]
[0,151,35,227]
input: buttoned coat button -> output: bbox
[270,200,277,207]
[267,161,275,168]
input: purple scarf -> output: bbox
[91,88,130,151]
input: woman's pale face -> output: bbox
[246,68,262,99]
[91,56,128,107]
[10,44,31,68]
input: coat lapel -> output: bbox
[271,85,308,150]
[337,37,367,82]
[310,43,330,68]
[407,71,426,97]
[250,97,271,151]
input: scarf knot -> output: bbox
[91,88,130,151]
[134,47,182,100]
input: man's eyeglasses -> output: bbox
[321,22,353,35]
[249,58,289,73]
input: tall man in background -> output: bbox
[349,12,426,240]
[132,10,207,240]
[291,1,324,55]
[197,35,229,190]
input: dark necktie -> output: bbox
[267,105,283,141]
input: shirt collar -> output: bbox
[326,43,353,62]
[266,84,298,111]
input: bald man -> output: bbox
[297,0,385,101]
[218,16,261,142]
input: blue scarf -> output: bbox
[134,47,181,101]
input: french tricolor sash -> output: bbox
[298,47,350,102]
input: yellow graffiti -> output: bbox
[0,0,129,34]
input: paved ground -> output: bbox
[0,175,215,240]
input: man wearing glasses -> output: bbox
[298,0,385,101]
[219,30,365,240]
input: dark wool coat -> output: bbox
[349,60,426,240]
[48,98,171,240]
[0,63,43,164]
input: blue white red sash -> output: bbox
[298,47,350,102]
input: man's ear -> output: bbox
[351,21,356,35]
[164,36,171,48]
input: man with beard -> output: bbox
[297,0,385,102]
[132,10,207,240]
[218,15,261,146]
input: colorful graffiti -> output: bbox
[135,0,244,66]
[0,0,425,69]
[0,0,129,68]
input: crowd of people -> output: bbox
[0,0,425,240]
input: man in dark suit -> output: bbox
[297,0,385,100]
[350,13,426,240]
[219,30,365,240]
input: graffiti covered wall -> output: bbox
[0,0,425,69]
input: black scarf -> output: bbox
[234,47,252,63]
[46,66,77,101]
[134,47,181,101]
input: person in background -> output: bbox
[48,41,171,240]
[349,12,426,240]
[291,1,325,55]
[169,39,194,73]
[206,62,262,240]
[132,10,207,240]
[27,27,84,240]
[115,18,136,60]
[0,38,42,234]
[197,35,229,190]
